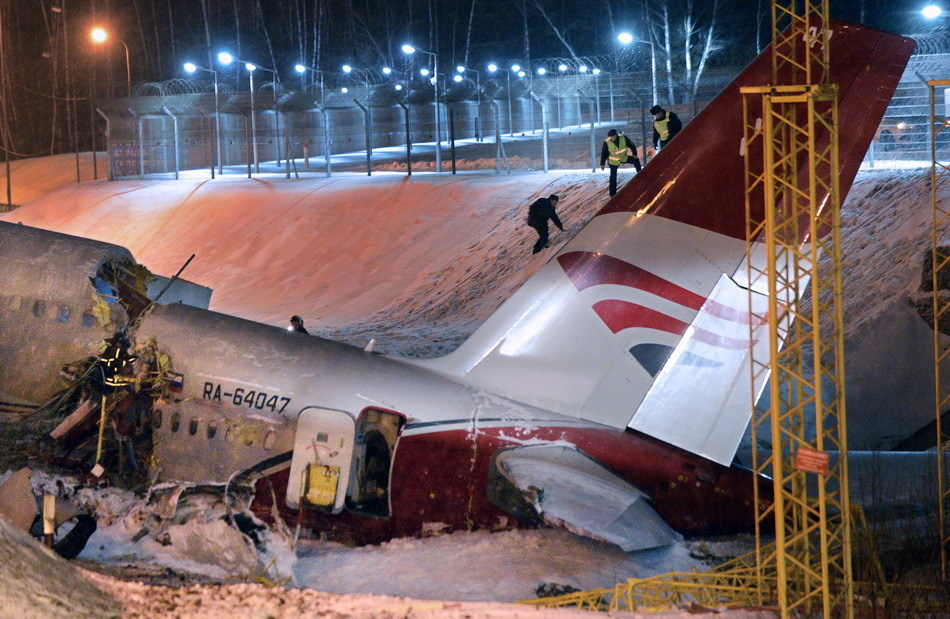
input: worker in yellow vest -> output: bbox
[651,105,682,151]
[599,129,642,197]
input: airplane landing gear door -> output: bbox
[285,407,355,513]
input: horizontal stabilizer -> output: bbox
[495,445,680,551]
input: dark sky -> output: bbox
[21,0,933,86]
[0,0,939,156]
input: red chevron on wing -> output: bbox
[558,251,760,325]
[592,300,751,350]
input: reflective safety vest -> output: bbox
[605,135,629,165]
[654,116,671,142]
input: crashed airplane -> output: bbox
[0,21,913,550]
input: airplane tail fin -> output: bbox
[419,21,914,465]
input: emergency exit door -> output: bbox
[285,407,355,513]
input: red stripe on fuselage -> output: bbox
[558,251,760,325]
[250,422,767,545]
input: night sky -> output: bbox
[0,0,940,157]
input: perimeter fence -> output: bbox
[93,41,950,180]
[94,67,738,180]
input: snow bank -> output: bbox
[2,171,621,356]
[0,515,121,617]
[1,152,108,207]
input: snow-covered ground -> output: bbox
[1,154,946,616]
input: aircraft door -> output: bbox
[285,407,355,513]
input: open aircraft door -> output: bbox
[285,407,355,513]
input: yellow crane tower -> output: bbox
[742,1,852,616]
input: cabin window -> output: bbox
[188,418,198,436]
[57,305,71,323]
[81,311,96,327]
[170,412,180,433]
[152,409,162,429]
[263,430,275,450]
[225,425,237,443]
[207,421,218,440]
[32,300,46,317]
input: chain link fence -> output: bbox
[93,48,950,180]
[95,67,742,180]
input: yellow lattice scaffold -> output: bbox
[929,79,950,581]
[742,1,852,616]
[742,80,851,619]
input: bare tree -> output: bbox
[456,0,473,68]
[531,0,580,60]
[691,0,719,95]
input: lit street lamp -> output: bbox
[219,52,281,173]
[342,64,372,91]
[294,64,326,104]
[923,5,943,19]
[456,65,480,91]
[402,44,442,172]
[183,61,222,175]
[90,26,131,97]
[618,31,657,106]
[489,62,523,136]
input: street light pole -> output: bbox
[618,32,657,106]
[184,62,222,175]
[90,28,131,97]
[295,64,326,104]
[402,44,441,172]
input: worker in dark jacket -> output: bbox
[651,105,682,151]
[289,315,309,334]
[527,194,563,254]
[599,129,642,197]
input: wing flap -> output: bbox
[494,446,680,551]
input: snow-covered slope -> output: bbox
[2,171,616,356]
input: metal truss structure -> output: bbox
[741,1,852,616]
[929,79,950,581]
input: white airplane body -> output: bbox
[0,21,913,550]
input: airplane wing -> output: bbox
[493,445,680,551]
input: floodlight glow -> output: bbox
[342,64,352,73]
[454,74,462,82]
[592,68,601,75]
[923,4,943,18]
[245,63,256,71]
[183,62,197,73]
[511,64,521,72]
[341,87,349,93]
[420,68,430,76]
[395,84,403,91]
[295,64,306,73]
[401,44,416,54]
[487,63,498,72]
[559,63,568,72]
[382,66,392,74]
[457,65,465,73]
[90,27,108,43]
[217,52,233,65]
[517,71,525,78]
[537,67,546,75]
[579,65,588,73]
[618,32,634,45]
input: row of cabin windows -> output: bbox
[152,409,277,450]
[17,298,97,327]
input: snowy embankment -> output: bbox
[0,152,107,207]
